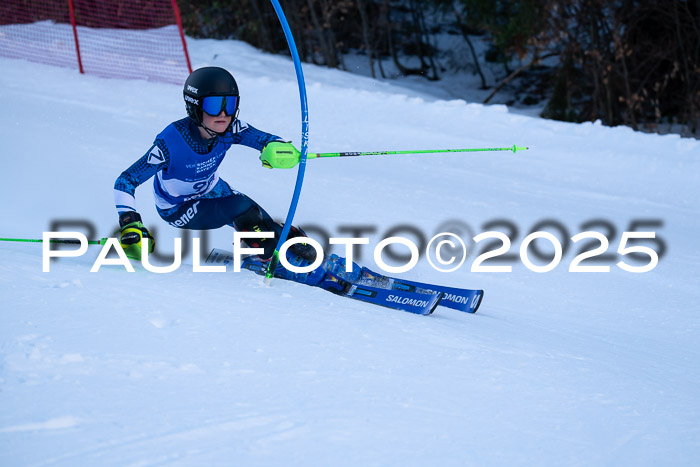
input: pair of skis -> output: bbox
[205,249,483,316]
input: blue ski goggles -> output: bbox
[201,95,239,117]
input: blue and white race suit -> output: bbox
[114,117,282,230]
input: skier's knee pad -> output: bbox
[232,206,280,259]
[233,207,318,261]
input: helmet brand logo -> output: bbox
[187,85,199,94]
[184,95,199,105]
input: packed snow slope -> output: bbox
[2,37,700,466]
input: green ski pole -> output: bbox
[308,145,528,160]
[0,237,108,245]
[260,145,529,169]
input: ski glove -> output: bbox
[118,211,155,260]
[260,141,300,169]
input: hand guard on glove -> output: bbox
[118,211,155,260]
[260,141,301,169]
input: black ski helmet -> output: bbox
[183,66,239,125]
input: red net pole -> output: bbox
[67,0,84,74]
[170,0,192,74]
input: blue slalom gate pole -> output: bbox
[266,0,310,279]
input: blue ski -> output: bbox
[357,268,484,314]
[340,283,442,315]
[205,249,442,315]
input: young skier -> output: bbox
[113,66,314,263]
[109,67,477,311]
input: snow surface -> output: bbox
[2,35,700,466]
